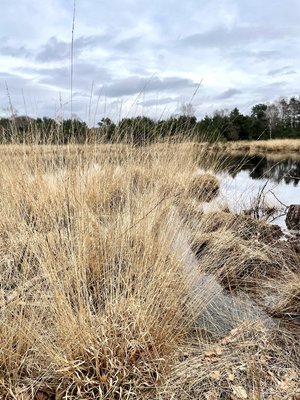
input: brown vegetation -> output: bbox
[0,142,299,399]
[219,139,300,156]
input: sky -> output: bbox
[0,0,300,124]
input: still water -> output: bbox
[206,155,300,230]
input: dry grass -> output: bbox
[0,141,299,399]
[218,139,300,155]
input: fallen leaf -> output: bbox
[278,379,296,391]
[205,390,218,399]
[209,370,221,380]
[221,336,231,345]
[204,346,223,358]
[232,385,248,399]
[36,392,49,400]
[284,369,298,381]
[259,355,269,365]
[204,350,215,358]
[227,371,235,381]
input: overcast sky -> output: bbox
[1,0,299,123]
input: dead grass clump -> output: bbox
[190,211,287,293]
[195,211,235,233]
[177,199,204,228]
[191,229,274,291]
[128,166,154,194]
[266,271,300,317]
[0,142,202,399]
[0,141,299,399]
[224,139,300,155]
[196,210,283,243]
[188,173,220,202]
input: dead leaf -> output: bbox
[204,350,215,358]
[36,392,49,400]
[259,355,269,365]
[205,390,218,400]
[204,346,223,358]
[278,379,296,391]
[227,371,235,381]
[232,385,248,399]
[209,370,221,380]
[284,369,298,381]
[278,369,298,391]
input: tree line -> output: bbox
[0,96,300,144]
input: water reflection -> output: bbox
[199,153,300,230]
[219,155,300,186]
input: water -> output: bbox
[220,155,300,186]
[205,154,300,230]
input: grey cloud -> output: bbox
[0,72,59,115]
[17,63,111,90]
[256,81,289,90]
[75,33,115,49]
[268,66,296,76]
[99,76,197,97]
[114,36,142,52]
[36,34,114,62]
[36,37,71,62]
[230,50,281,62]
[1,0,300,122]
[0,71,32,88]
[252,81,289,100]
[217,88,242,100]
[179,25,290,50]
[138,97,178,107]
[0,43,31,58]
[284,70,297,76]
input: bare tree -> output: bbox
[180,102,196,117]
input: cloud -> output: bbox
[0,42,31,58]
[178,25,288,50]
[99,76,197,98]
[268,66,297,76]
[217,88,242,100]
[36,37,71,62]
[1,0,300,121]
[114,36,142,52]
[229,49,281,63]
[0,71,33,89]
[138,97,179,107]
[17,63,111,90]
[35,34,114,62]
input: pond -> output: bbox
[205,154,300,231]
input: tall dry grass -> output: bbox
[219,138,300,155]
[0,140,299,399]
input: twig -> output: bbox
[253,179,269,219]
[268,212,286,224]
[269,190,288,210]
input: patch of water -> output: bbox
[203,155,300,230]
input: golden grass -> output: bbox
[0,141,299,399]
[219,139,300,155]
